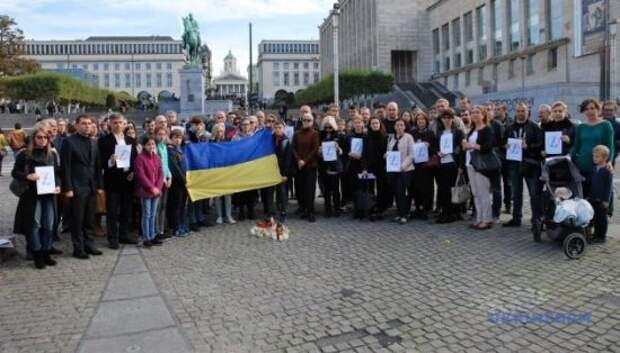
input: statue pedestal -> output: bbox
[179,65,205,117]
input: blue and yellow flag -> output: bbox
[184,129,282,201]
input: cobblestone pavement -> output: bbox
[0,153,619,353]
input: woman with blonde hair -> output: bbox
[318,116,345,217]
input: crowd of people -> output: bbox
[3,96,618,269]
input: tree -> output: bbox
[0,15,40,77]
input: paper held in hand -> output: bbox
[440,133,453,155]
[321,141,338,162]
[35,166,56,195]
[285,126,294,140]
[413,143,429,163]
[545,131,562,155]
[506,138,523,162]
[386,151,401,172]
[115,144,132,169]
[350,138,363,155]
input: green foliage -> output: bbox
[0,15,40,76]
[295,70,394,106]
[0,72,136,107]
[105,94,116,109]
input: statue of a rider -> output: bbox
[182,13,202,66]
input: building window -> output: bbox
[146,73,152,88]
[444,57,451,71]
[546,0,563,40]
[167,63,172,70]
[156,73,162,87]
[303,62,309,70]
[432,28,440,55]
[477,67,484,85]
[454,74,459,90]
[156,63,162,70]
[491,0,502,56]
[313,62,319,69]
[293,62,299,70]
[313,72,319,83]
[476,5,487,61]
[135,73,142,87]
[93,63,99,71]
[452,18,461,48]
[464,12,473,44]
[526,54,535,75]
[146,63,151,71]
[104,73,110,88]
[273,62,280,70]
[273,71,280,86]
[283,72,290,86]
[465,70,471,86]
[166,73,173,87]
[548,47,558,70]
[303,72,309,85]
[104,63,109,71]
[509,58,516,79]
[114,73,120,88]
[294,72,300,86]
[135,63,141,70]
[124,63,130,70]
[442,23,450,51]
[454,53,462,68]
[508,0,520,51]
[283,62,289,70]
[466,50,474,65]
[125,73,131,88]
[82,64,88,70]
[527,0,540,46]
[434,60,441,73]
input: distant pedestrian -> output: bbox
[134,136,164,247]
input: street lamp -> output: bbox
[607,19,618,102]
[332,2,340,108]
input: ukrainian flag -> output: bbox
[184,129,282,201]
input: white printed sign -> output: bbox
[35,166,56,195]
[115,144,132,169]
[440,133,453,155]
[545,131,562,155]
[321,141,338,162]
[285,126,294,140]
[506,138,523,162]
[350,138,363,156]
[386,151,401,172]
[413,143,429,163]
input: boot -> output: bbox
[324,194,333,217]
[333,197,342,217]
[33,251,46,269]
[42,251,57,266]
[238,206,246,221]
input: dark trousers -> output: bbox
[437,163,459,216]
[260,187,273,217]
[295,168,317,215]
[106,189,133,245]
[413,167,433,213]
[262,182,288,222]
[509,164,542,223]
[390,171,412,218]
[320,172,341,214]
[493,159,512,218]
[69,193,97,253]
[591,201,609,240]
[167,183,188,231]
[340,173,353,205]
[375,172,390,214]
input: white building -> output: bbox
[213,51,248,99]
[22,36,188,100]
[256,40,320,101]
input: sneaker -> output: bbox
[502,219,522,227]
[216,217,223,224]
[143,240,152,248]
[399,217,408,224]
[226,217,237,224]
[151,239,163,246]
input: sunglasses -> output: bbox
[35,135,48,140]
[303,119,312,122]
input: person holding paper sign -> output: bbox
[503,103,543,228]
[13,127,61,269]
[318,116,344,217]
[410,113,438,220]
[435,109,465,223]
[345,116,367,218]
[386,119,414,224]
[541,101,574,157]
[361,117,389,220]
[98,113,138,249]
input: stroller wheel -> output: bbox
[563,233,586,259]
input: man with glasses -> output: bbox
[384,102,399,135]
[292,113,320,222]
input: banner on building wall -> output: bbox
[579,0,608,55]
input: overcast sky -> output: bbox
[1,0,333,75]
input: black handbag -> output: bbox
[471,150,501,173]
[354,177,376,212]
[9,178,28,197]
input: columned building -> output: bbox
[256,40,320,101]
[319,0,430,83]
[427,0,620,117]
[213,51,248,99]
[22,36,187,100]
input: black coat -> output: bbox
[274,134,295,178]
[410,127,438,167]
[60,133,102,196]
[504,120,543,163]
[98,133,137,192]
[12,149,60,237]
[362,130,388,176]
[541,119,575,156]
[344,131,366,176]
[167,144,187,185]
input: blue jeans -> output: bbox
[509,163,542,223]
[187,200,204,224]
[141,197,160,241]
[31,197,56,251]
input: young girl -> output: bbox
[211,123,236,224]
[134,136,164,247]
[12,127,61,269]
[167,129,191,236]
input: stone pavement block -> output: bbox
[86,296,175,338]
[113,254,147,275]
[120,247,140,256]
[77,327,191,353]
[102,272,158,301]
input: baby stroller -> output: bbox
[533,156,592,259]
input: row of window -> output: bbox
[446,47,559,90]
[273,71,320,87]
[273,61,320,70]
[56,62,175,71]
[23,42,183,56]
[432,0,563,73]
[261,43,319,54]
[100,72,174,89]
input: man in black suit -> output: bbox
[98,113,137,249]
[60,115,103,259]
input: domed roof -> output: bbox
[224,50,235,60]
